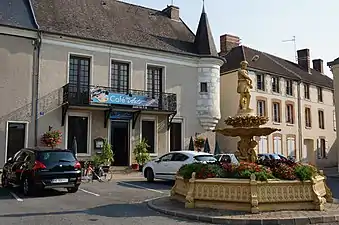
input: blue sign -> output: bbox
[90,87,158,107]
[110,111,133,120]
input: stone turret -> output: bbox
[194,5,225,131]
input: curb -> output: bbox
[147,197,339,225]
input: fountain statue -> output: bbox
[214,60,281,162]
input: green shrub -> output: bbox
[178,163,223,180]
[294,165,317,181]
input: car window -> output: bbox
[159,153,173,162]
[37,151,76,163]
[172,153,189,162]
[194,155,217,162]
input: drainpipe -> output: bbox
[33,33,41,146]
[297,81,303,161]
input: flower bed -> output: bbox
[171,161,329,213]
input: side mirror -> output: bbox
[154,158,160,163]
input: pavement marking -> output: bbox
[9,192,23,202]
[117,181,165,194]
[134,195,169,204]
[79,188,100,197]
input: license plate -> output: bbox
[51,178,68,183]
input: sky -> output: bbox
[122,0,338,77]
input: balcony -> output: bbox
[62,83,177,129]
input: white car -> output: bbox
[142,150,217,182]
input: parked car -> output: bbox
[258,153,292,161]
[142,150,217,182]
[1,147,82,196]
[214,153,239,165]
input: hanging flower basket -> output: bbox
[41,130,62,149]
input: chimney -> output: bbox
[312,59,324,74]
[297,49,311,73]
[220,34,240,56]
[163,5,180,21]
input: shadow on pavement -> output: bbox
[117,180,174,191]
[0,187,14,200]
[9,187,67,199]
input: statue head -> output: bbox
[240,61,248,69]
[249,140,257,148]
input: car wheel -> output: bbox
[146,168,154,182]
[22,177,35,196]
[67,186,79,193]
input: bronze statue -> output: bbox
[237,61,253,113]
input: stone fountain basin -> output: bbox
[170,172,327,213]
[213,127,281,137]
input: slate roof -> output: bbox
[194,6,218,57]
[221,45,333,89]
[30,0,207,56]
[0,0,37,29]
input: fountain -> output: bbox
[213,60,280,163]
[170,60,327,213]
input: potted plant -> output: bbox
[100,139,114,173]
[194,136,205,152]
[133,138,151,171]
[41,129,62,149]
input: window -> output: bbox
[69,55,90,89]
[160,153,173,162]
[67,115,89,154]
[172,153,188,161]
[318,110,324,129]
[257,100,266,117]
[273,135,282,155]
[200,82,208,92]
[286,80,293,96]
[272,77,280,93]
[287,137,296,158]
[142,120,155,153]
[305,107,311,127]
[286,104,294,124]
[258,136,268,154]
[147,66,163,98]
[256,73,265,91]
[304,84,310,100]
[272,102,281,123]
[318,138,327,159]
[333,111,336,131]
[317,87,323,102]
[111,61,129,93]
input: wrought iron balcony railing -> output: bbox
[62,83,177,112]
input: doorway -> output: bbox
[170,122,182,151]
[67,115,89,154]
[110,121,129,166]
[6,122,28,161]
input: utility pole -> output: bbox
[282,36,297,62]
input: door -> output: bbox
[111,121,129,166]
[170,122,182,151]
[147,66,163,108]
[68,55,90,104]
[67,116,88,154]
[153,153,174,179]
[169,153,189,179]
[6,122,27,161]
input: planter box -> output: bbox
[170,172,327,213]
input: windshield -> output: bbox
[194,155,217,162]
[37,151,76,163]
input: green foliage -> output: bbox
[91,139,114,167]
[133,138,151,165]
[178,163,223,180]
[294,164,317,181]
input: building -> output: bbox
[217,34,336,168]
[0,0,39,166]
[327,58,339,172]
[0,0,224,167]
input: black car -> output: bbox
[1,147,82,196]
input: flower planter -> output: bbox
[131,163,139,171]
[170,172,327,213]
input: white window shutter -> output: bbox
[325,140,328,158]
[317,139,321,159]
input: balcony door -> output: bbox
[111,61,129,94]
[147,66,163,98]
[68,55,91,104]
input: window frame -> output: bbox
[304,83,310,100]
[317,87,323,102]
[272,101,281,123]
[286,79,293,96]
[318,110,325,129]
[110,60,130,93]
[256,73,265,91]
[305,107,312,128]
[272,76,280,93]
[286,103,294,124]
